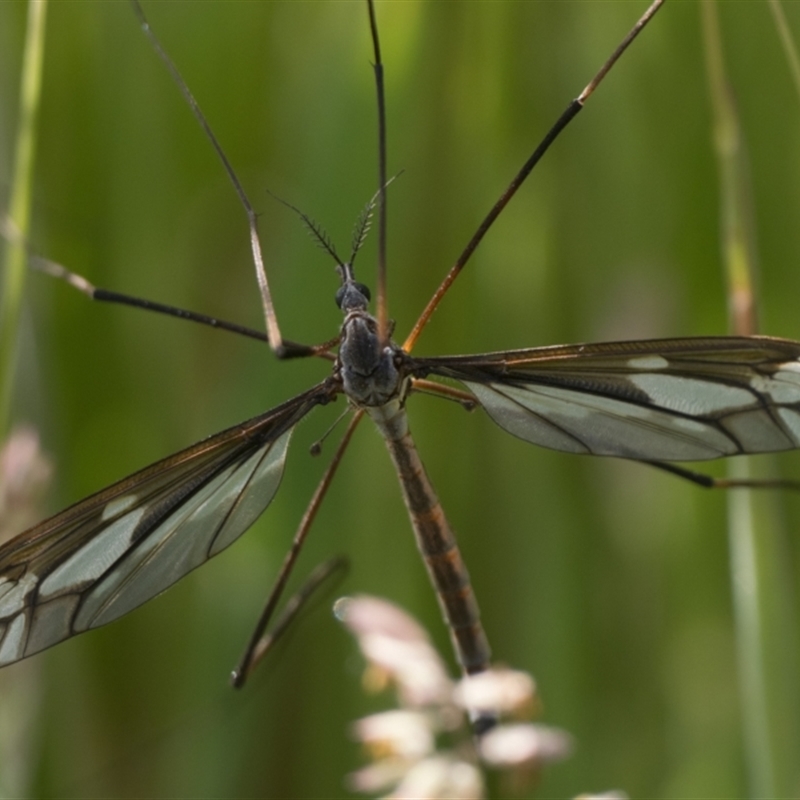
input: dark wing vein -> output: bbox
[413,336,800,460]
[0,383,331,666]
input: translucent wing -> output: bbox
[414,336,800,461]
[0,384,330,666]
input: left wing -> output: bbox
[413,336,800,461]
[0,383,330,666]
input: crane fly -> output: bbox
[2,0,799,710]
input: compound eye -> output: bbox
[335,281,371,310]
[334,285,346,309]
[355,282,371,302]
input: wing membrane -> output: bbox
[0,384,330,666]
[414,336,800,460]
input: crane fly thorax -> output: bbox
[337,310,405,407]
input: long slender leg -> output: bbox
[402,0,666,353]
[1,215,339,357]
[232,556,349,681]
[232,411,364,687]
[365,0,389,346]
[410,379,478,411]
[643,460,800,491]
[129,0,309,358]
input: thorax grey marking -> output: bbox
[337,308,408,407]
[333,272,409,408]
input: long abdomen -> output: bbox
[368,400,491,675]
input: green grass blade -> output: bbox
[0,0,48,436]
[702,3,800,795]
[768,0,800,105]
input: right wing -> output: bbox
[414,336,800,461]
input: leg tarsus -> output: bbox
[642,460,800,491]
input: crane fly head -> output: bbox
[335,262,372,314]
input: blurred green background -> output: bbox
[1,0,800,797]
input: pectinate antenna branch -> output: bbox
[267,191,343,267]
[349,174,400,267]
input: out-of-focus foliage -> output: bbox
[1,2,799,797]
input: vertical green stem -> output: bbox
[0,6,48,798]
[0,0,49,436]
[702,2,757,337]
[702,3,800,796]
[768,0,800,105]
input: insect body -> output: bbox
[1,0,799,722]
[5,253,800,670]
